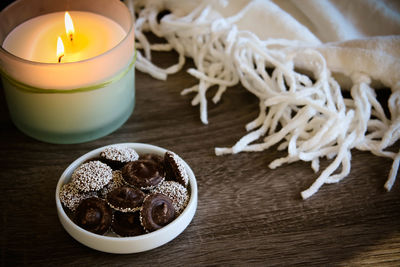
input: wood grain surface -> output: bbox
[1,47,399,266]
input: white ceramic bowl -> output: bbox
[55,143,198,253]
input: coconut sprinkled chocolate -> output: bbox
[164,151,189,187]
[100,146,139,169]
[151,181,189,214]
[101,146,139,162]
[72,161,112,192]
[59,183,97,211]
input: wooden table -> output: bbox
[1,49,399,266]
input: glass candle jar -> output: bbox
[0,0,135,144]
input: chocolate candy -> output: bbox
[72,160,113,192]
[74,197,112,235]
[140,153,165,175]
[140,193,175,232]
[164,151,189,187]
[151,181,189,215]
[99,170,126,198]
[111,211,145,237]
[140,154,164,165]
[59,183,97,211]
[122,160,164,190]
[106,186,145,212]
[63,148,191,237]
[100,146,139,170]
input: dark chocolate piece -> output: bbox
[74,197,112,235]
[122,160,164,190]
[140,153,165,175]
[164,151,189,187]
[99,170,126,198]
[106,186,145,212]
[111,211,145,237]
[140,193,175,232]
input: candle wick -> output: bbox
[69,34,73,42]
[58,55,64,63]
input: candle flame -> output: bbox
[65,12,74,41]
[57,37,64,63]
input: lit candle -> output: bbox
[65,12,74,42]
[0,0,135,144]
[57,36,64,63]
[3,11,126,64]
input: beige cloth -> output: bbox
[153,0,400,88]
[130,0,400,198]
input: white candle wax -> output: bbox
[3,11,125,63]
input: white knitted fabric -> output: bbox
[125,0,400,199]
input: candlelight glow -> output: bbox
[57,36,64,63]
[65,12,74,41]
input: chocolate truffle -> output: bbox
[72,161,113,192]
[74,197,112,235]
[100,146,139,170]
[99,170,126,198]
[111,211,145,237]
[151,181,189,215]
[122,160,165,190]
[164,151,189,187]
[59,183,97,211]
[140,193,175,232]
[106,186,145,212]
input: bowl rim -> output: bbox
[55,142,198,242]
